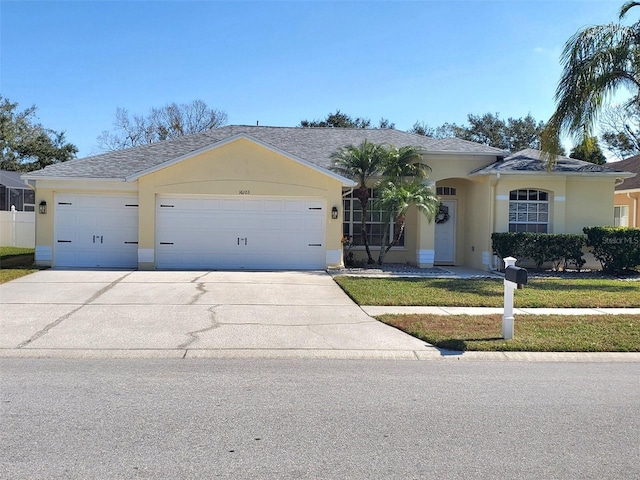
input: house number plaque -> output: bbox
[239,190,250,195]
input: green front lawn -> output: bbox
[335,276,640,352]
[334,276,640,308]
[0,247,39,283]
[379,313,640,352]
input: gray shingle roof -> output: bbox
[1,170,32,189]
[469,148,635,177]
[610,155,640,190]
[24,125,507,180]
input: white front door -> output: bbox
[156,195,326,270]
[54,194,139,268]
[434,200,456,264]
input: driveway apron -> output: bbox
[0,270,432,358]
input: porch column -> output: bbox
[415,181,436,267]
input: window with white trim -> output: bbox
[436,186,457,196]
[508,189,549,233]
[614,206,629,227]
[343,189,405,247]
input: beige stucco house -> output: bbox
[610,155,640,228]
[22,126,633,271]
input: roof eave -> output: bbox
[21,174,127,182]
[469,170,636,178]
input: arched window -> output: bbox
[508,189,549,233]
[436,186,457,196]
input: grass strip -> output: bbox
[335,277,640,308]
[0,247,38,284]
[379,313,640,352]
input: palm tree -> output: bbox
[381,145,429,182]
[542,1,640,163]
[375,181,439,266]
[330,140,388,263]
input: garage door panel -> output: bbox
[54,194,139,268]
[156,196,326,270]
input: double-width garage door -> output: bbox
[54,194,139,268]
[156,196,326,270]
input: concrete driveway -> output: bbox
[0,270,433,359]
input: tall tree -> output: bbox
[411,113,545,152]
[600,104,640,159]
[330,140,388,264]
[0,96,77,172]
[542,1,640,163]
[375,181,438,266]
[97,99,228,151]
[300,110,394,129]
[570,135,607,164]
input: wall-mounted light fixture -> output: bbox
[331,206,339,220]
[39,200,47,214]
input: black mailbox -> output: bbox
[505,265,528,286]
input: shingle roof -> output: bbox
[1,170,31,189]
[610,155,640,190]
[469,148,635,177]
[24,125,507,180]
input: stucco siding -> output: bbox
[614,191,640,228]
[565,178,615,231]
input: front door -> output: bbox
[434,200,456,264]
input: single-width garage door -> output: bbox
[156,196,326,269]
[54,194,139,268]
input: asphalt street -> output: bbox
[1,358,638,479]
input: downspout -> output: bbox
[489,173,499,270]
[628,192,637,227]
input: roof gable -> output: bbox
[126,133,356,186]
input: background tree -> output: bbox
[542,1,640,163]
[97,99,228,150]
[600,104,640,159]
[0,96,77,172]
[570,135,607,164]
[410,113,546,152]
[300,110,394,129]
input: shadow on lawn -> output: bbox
[390,277,505,297]
[433,337,504,352]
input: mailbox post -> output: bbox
[502,257,528,340]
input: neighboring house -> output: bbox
[0,170,36,247]
[1,170,35,212]
[609,154,640,227]
[22,126,634,271]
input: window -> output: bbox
[614,206,629,227]
[436,186,457,196]
[0,186,35,212]
[343,189,404,247]
[508,189,549,233]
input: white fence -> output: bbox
[0,208,35,248]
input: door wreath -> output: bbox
[435,203,449,224]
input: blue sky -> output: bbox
[1,0,623,158]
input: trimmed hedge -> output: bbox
[491,232,586,271]
[583,226,640,273]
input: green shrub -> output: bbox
[583,226,640,273]
[491,232,586,271]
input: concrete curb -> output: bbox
[2,348,639,362]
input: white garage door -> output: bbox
[54,194,139,268]
[156,196,326,270]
